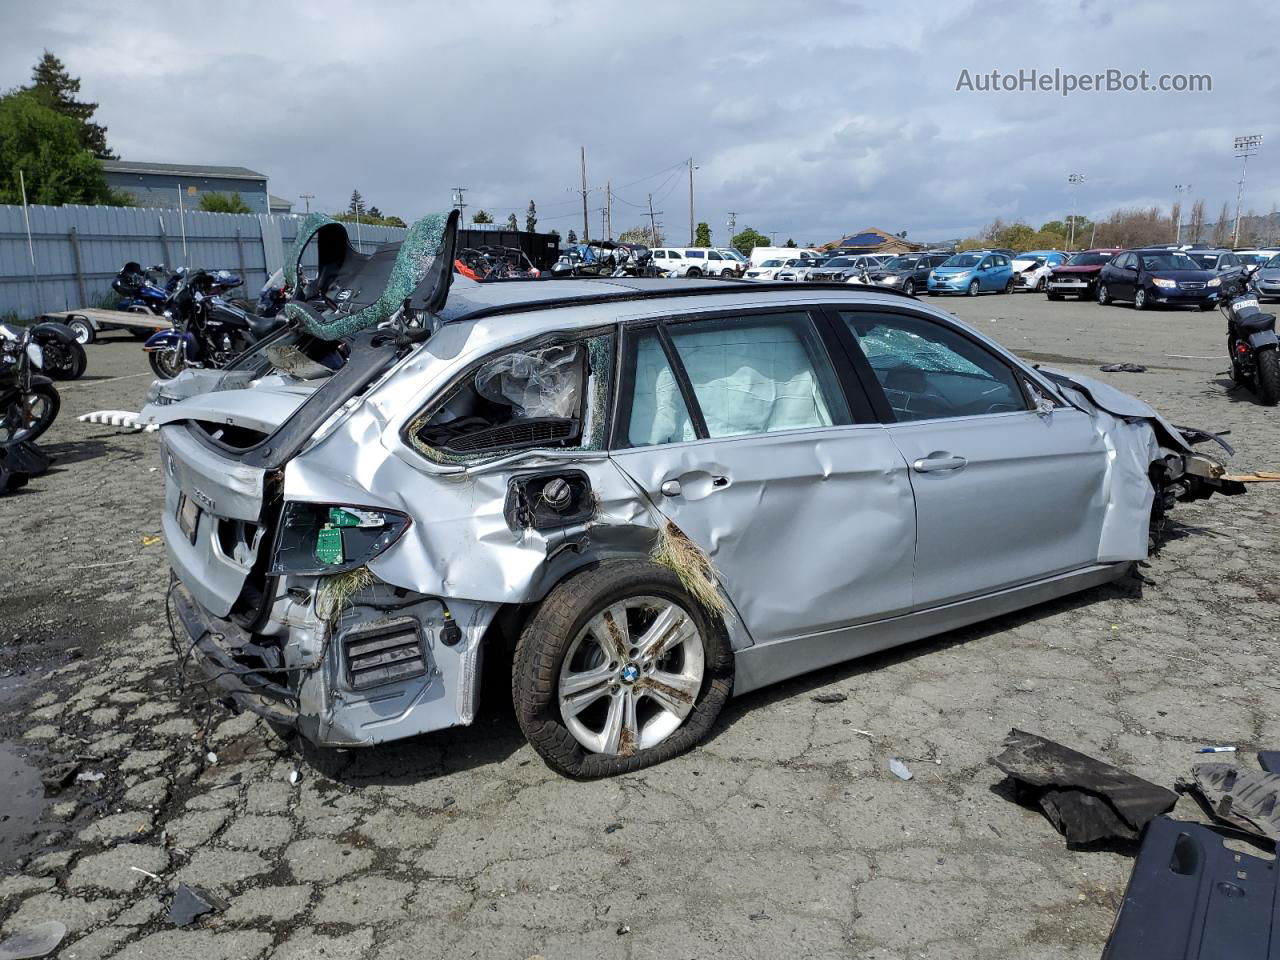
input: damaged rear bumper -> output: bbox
[171,578,498,748]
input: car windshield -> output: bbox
[1067,252,1112,266]
[1186,253,1219,268]
[883,257,920,270]
[1141,253,1200,270]
[824,257,855,267]
[1019,257,1046,267]
[761,259,783,267]
[940,254,982,268]
[1268,254,1280,268]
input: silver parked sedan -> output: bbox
[143,211,1243,778]
[1254,253,1280,302]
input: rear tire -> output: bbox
[513,560,733,778]
[685,268,702,278]
[67,317,95,344]
[1,383,60,444]
[1097,283,1112,305]
[1257,349,1280,406]
[1003,278,1015,294]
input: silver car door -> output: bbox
[609,311,916,649]
[834,307,1109,608]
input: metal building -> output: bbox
[102,161,273,214]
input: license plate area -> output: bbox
[177,494,200,544]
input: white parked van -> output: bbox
[651,248,741,278]
[748,247,820,268]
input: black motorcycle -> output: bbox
[0,322,61,445]
[1219,266,1280,405]
[142,268,284,379]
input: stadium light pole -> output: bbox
[1233,135,1263,248]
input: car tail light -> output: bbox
[271,503,409,575]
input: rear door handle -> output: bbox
[912,453,967,473]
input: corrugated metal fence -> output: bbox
[0,203,408,319]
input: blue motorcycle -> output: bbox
[112,262,178,315]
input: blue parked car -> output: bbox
[927,252,1015,296]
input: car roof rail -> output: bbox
[449,281,920,325]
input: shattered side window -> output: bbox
[666,312,849,440]
[841,311,1027,422]
[410,336,611,460]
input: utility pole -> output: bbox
[606,181,612,241]
[451,187,468,218]
[688,158,696,246]
[1173,184,1190,244]
[727,211,737,238]
[580,147,590,243]
[648,193,662,246]
[1067,173,1084,249]
[299,193,315,214]
[1233,134,1263,248]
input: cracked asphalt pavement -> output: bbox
[1,293,1277,959]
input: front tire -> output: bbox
[1133,288,1148,310]
[513,560,733,778]
[967,279,979,297]
[148,348,185,380]
[1257,349,1280,406]
[902,279,915,295]
[1,383,60,444]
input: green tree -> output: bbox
[506,213,518,231]
[1212,202,1232,246]
[525,200,537,233]
[25,50,112,158]
[620,224,659,245]
[784,237,797,248]
[199,191,251,214]
[368,205,382,219]
[0,91,111,205]
[566,228,577,243]
[472,209,493,224]
[730,226,770,256]
[694,221,712,246]
[348,189,365,216]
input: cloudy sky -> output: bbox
[3,0,1277,245]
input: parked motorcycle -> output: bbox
[143,268,282,379]
[0,322,61,445]
[1219,266,1280,405]
[113,261,177,316]
[1,322,86,381]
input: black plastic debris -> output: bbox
[39,762,80,795]
[1182,763,1280,842]
[1258,752,1280,775]
[0,921,66,960]
[167,884,229,927]
[811,692,848,704]
[1101,816,1278,959]
[992,729,1177,844]
[1100,363,1147,373]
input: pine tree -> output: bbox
[694,221,712,246]
[525,200,537,233]
[348,190,365,216]
[368,206,382,219]
[472,210,493,224]
[27,51,112,157]
[567,229,578,243]
[506,213,519,231]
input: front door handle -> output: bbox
[660,479,682,497]
[912,453,967,473]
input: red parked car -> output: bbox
[1045,249,1124,301]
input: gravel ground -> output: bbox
[1,292,1277,960]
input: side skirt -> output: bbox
[732,563,1129,696]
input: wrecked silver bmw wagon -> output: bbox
[143,211,1243,777]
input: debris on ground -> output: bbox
[74,770,104,783]
[615,924,630,936]
[604,823,622,834]
[992,729,1177,843]
[288,769,301,785]
[1180,763,1280,841]
[1100,363,1147,373]
[811,691,848,704]
[39,762,80,794]
[749,909,771,922]
[204,751,217,765]
[1195,745,1237,754]
[166,883,229,927]
[0,921,67,960]
[888,758,913,781]
[1258,752,1280,774]
[1101,816,1278,959]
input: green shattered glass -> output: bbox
[283,212,449,341]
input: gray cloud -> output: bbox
[2,0,1276,244]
